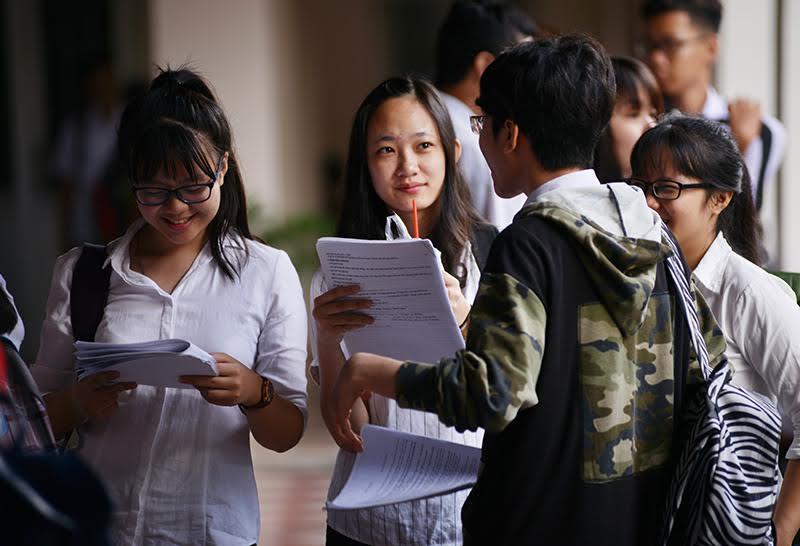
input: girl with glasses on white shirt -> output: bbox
[629,114,800,546]
[32,67,308,546]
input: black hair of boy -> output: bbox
[434,0,539,88]
[640,0,723,32]
[476,35,616,171]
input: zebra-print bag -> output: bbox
[660,224,781,546]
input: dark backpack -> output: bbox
[70,244,111,342]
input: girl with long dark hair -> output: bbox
[32,67,308,545]
[629,114,800,545]
[311,76,496,546]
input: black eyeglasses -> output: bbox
[132,158,223,206]
[625,177,713,200]
[470,115,489,135]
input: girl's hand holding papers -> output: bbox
[180,353,262,407]
[312,284,374,345]
[313,284,374,451]
[443,272,470,328]
[72,371,137,422]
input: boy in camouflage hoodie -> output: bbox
[328,35,723,546]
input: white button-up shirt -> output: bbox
[32,219,308,545]
[694,232,800,458]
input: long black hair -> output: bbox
[117,66,252,279]
[594,56,664,182]
[336,76,483,286]
[630,114,761,264]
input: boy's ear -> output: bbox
[705,33,719,65]
[503,120,520,154]
[472,51,495,78]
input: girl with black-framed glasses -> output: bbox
[31,67,308,546]
[631,114,800,546]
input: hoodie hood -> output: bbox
[519,181,671,336]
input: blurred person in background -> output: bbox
[50,59,124,247]
[639,0,785,217]
[434,0,539,230]
[594,56,664,182]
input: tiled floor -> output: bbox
[253,390,338,546]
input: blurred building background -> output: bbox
[1,1,798,544]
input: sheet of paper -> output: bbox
[94,355,216,389]
[326,425,481,510]
[74,339,217,389]
[316,237,465,363]
[74,339,191,355]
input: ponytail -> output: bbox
[718,165,762,265]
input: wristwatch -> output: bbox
[239,375,275,412]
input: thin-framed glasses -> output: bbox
[625,177,713,200]
[470,114,489,135]
[132,158,223,206]
[635,34,710,58]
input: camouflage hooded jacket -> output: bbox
[394,178,725,545]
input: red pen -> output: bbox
[412,199,419,238]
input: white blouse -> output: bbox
[694,232,800,458]
[32,219,308,546]
[310,215,484,546]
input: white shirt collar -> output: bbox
[693,231,732,293]
[524,169,601,206]
[701,86,728,120]
[105,218,219,288]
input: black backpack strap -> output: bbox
[714,117,772,211]
[755,121,772,211]
[70,244,111,342]
[469,223,499,272]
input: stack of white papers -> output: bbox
[74,339,217,389]
[316,237,466,363]
[326,425,481,510]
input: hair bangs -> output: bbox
[615,70,645,112]
[632,123,704,180]
[129,121,217,185]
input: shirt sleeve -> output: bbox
[394,229,548,434]
[31,248,83,393]
[254,250,309,423]
[734,278,800,459]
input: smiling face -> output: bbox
[640,158,720,262]
[135,152,228,250]
[366,96,447,225]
